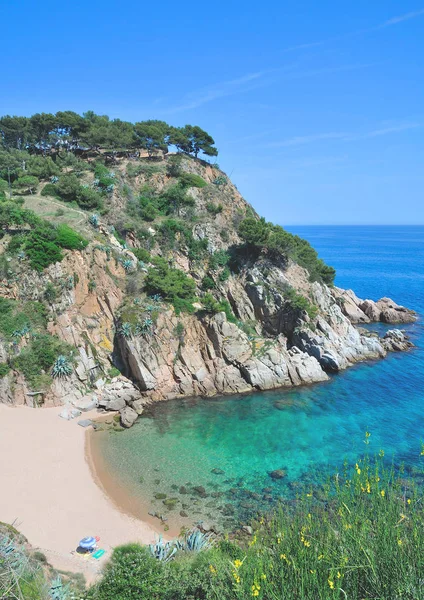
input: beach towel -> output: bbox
[92,549,106,559]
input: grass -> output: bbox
[85,446,424,600]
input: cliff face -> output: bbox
[0,154,416,420]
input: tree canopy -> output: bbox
[0,111,218,159]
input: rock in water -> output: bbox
[120,406,138,428]
[269,469,286,480]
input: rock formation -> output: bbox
[0,153,417,427]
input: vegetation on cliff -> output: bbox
[0,110,337,400]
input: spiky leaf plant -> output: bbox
[51,355,73,379]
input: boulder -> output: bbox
[120,406,138,428]
[269,469,286,480]
[105,397,127,411]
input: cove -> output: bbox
[91,226,424,531]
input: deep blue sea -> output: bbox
[93,226,424,529]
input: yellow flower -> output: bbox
[277,537,281,544]
[407,498,411,504]
[209,565,217,575]
[232,572,241,584]
[328,579,335,589]
[366,482,371,493]
[308,513,312,520]
[310,569,316,574]
[380,489,385,497]
[344,523,352,530]
[355,463,361,475]
[318,554,324,560]
[306,492,312,497]
[280,553,287,560]
[365,431,371,438]
[261,574,266,580]
[398,539,403,546]
[252,591,259,598]
[337,571,341,579]
[234,559,243,569]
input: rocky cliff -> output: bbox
[0,153,416,425]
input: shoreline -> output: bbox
[87,427,182,538]
[0,404,161,583]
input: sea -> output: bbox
[91,226,424,530]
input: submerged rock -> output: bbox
[269,469,286,480]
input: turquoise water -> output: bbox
[93,226,424,530]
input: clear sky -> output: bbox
[1,1,423,224]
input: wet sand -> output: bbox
[0,404,160,582]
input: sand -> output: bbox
[0,404,159,582]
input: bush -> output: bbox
[12,175,39,194]
[25,233,63,271]
[86,544,166,600]
[12,333,71,387]
[132,247,152,263]
[0,362,10,377]
[238,217,336,285]
[85,452,424,600]
[285,288,318,320]
[55,174,102,210]
[206,202,223,215]
[27,155,60,179]
[178,172,207,188]
[55,224,88,250]
[145,261,196,303]
[40,183,58,197]
[201,293,236,323]
[201,275,215,290]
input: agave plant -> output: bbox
[105,184,115,193]
[49,575,72,600]
[89,214,99,228]
[176,528,214,553]
[151,293,162,303]
[135,317,153,337]
[12,324,31,339]
[51,355,73,379]
[212,175,227,186]
[148,536,177,563]
[119,322,132,338]
[120,258,134,273]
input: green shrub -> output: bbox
[166,155,183,177]
[201,293,236,323]
[0,362,10,377]
[27,155,60,179]
[12,175,39,194]
[145,262,196,303]
[201,275,215,290]
[284,288,318,320]
[0,299,47,339]
[238,217,336,285]
[178,172,207,188]
[40,183,58,197]
[44,282,57,303]
[209,250,230,271]
[86,544,166,600]
[12,333,72,387]
[25,234,63,271]
[55,224,88,250]
[206,202,223,215]
[132,247,152,263]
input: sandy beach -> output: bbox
[0,404,159,582]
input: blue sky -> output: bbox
[1,1,423,224]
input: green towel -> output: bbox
[92,549,106,559]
